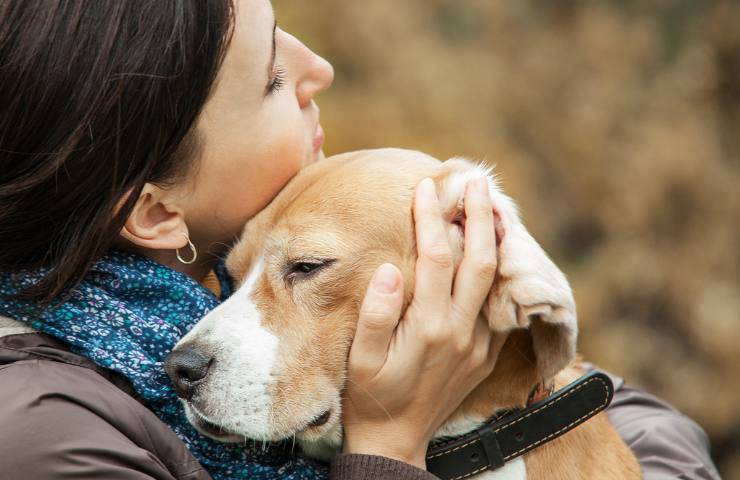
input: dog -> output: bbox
[166,148,641,479]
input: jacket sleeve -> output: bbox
[330,454,439,480]
[584,363,721,480]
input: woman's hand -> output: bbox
[341,176,507,469]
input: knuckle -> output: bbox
[453,338,475,357]
[450,302,478,324]
[421,324,453,346]
[474,256,498,279]
[421,245,454,269]
[358,309,394,331]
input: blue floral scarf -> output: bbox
[0,250,327,479]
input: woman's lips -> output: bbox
[313,123,325,152]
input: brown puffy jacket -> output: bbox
[0,317,720,480]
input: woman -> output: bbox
[0,1,506,478]
[0,1,719,479]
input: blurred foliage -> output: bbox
[275,0,740,476]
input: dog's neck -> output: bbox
[433,330,543,440]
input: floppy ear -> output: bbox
[436,158,578,381]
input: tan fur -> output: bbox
[219,148,640,477]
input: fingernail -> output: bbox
[372,263,399,294]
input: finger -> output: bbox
[349,263,405,378]
[469,316,508,373]
[452,176,497,323]
[465,315,499,379]
[467,329,509,391]
[412,178,454,313]
[486,330,509,365]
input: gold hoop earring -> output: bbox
[176,235,198,265]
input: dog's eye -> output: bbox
[285,259,336,283]
[293,262,323,274]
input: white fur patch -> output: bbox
[241,254,264,293]
[477,458,527,480]
[176,256,281,438]
[434,411,488,439]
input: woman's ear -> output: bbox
[120,183,189,250]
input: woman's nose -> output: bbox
[164,347,213,400]
[296,48,334,109]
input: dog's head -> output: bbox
[165,148,577,452]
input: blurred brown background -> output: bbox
[275,0,740,477]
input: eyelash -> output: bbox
[267,65,287,94]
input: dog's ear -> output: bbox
[436,158,578,380]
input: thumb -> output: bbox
[349,263,404,379]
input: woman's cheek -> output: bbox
[249,144,304,212]
[254,116,308,201]
[204,134,306,240]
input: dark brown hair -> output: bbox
[0,1,234,301]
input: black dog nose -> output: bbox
[164,347,213,400]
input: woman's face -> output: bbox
[177,0,333,250]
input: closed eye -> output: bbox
[285,259,336,284]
